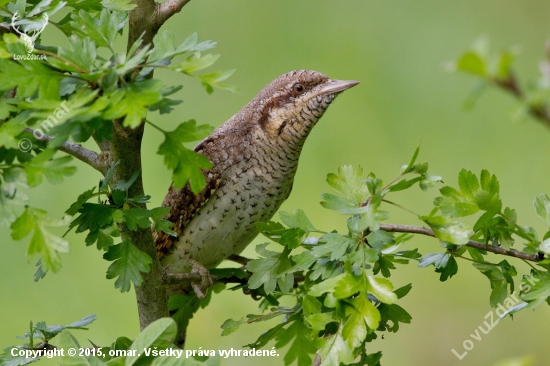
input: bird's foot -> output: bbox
[187,258,213,300]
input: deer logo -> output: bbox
[11,11,49,54]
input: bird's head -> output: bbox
[250,70,359,147]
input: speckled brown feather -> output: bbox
[153,171,220,259]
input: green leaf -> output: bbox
[421,214,473,244]
[418,252,449,268]
[325,165,369,205]
[65,187,96,216]
[164,119,213,143]
[50,36,97,73]
[400,145,420,174]
[0,58,62,99]
[436,255,458,281]
[103,238,152,292]
[458,169,480,199]
[476,169,501,212]
[308,272,347,296]
[148,32,216,65]
[366,275,397,304]
[305,312,334,331]
[174,52,221,74]
[122,208,153,231]
[11,207,71,272]
[279,209,316,231]
[220,318,246,336]
[157,120,214,193]
[196,70,237,94]
[279,227,307,249]
[473,262,515,307]
[58,330,105,366]
[275,320,316,366]
[394,283,412,299]
[313,233,354,261]
[69,9,127,49]
[456,51,487,77]
[378,303,412,332]
[343,295,379,347]
[496,51,516,79]
[103,80,163,127]
[24,150,76,186]
[334,273,362,299]
[534,193,550,227]
[69,203,115,234]
[320,193,356,212]
[246,244,291,294]
[126,318,177,365]
[317,325,355,366]
[388,176,421,192]
[154,219,177,237]
[521,274,550,309]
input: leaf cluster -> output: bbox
[219,149,436,365]
[1,0,228,288]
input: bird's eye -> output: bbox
[293,83,305,95]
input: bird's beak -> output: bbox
[319,79,360,95]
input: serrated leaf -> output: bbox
[473,262,511,307]
[65,187,96,216]
[421,214,473,245]
[274,320,316,366]
[534,193,550,227]
[246,244,291,294]
[11,207,70,272]
[343,295,379,347]
[103,238,152,292]
[157,120,214,193]
[103,80,163,127]
[220,318,246,336]
[313,233,353,261]
[122,208,153,231]
[279,209,316,231]
[24,150,76,186]
[69,9,126,48]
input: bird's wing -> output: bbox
[153,170,221,259]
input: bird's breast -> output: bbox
[163,156,297,273]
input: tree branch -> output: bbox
[24,128,107,175]
[157,0,192,25]
[492,73,550,130]
[379,223,540,262]
[227,254,251,266]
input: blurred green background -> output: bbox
[3,0,550,365]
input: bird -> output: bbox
[153,70,358,289]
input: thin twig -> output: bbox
[493,73,550,129]
[379,223,540,262]
[24,128,106,174]
[227,254,251,266]
[157,0,192,25]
